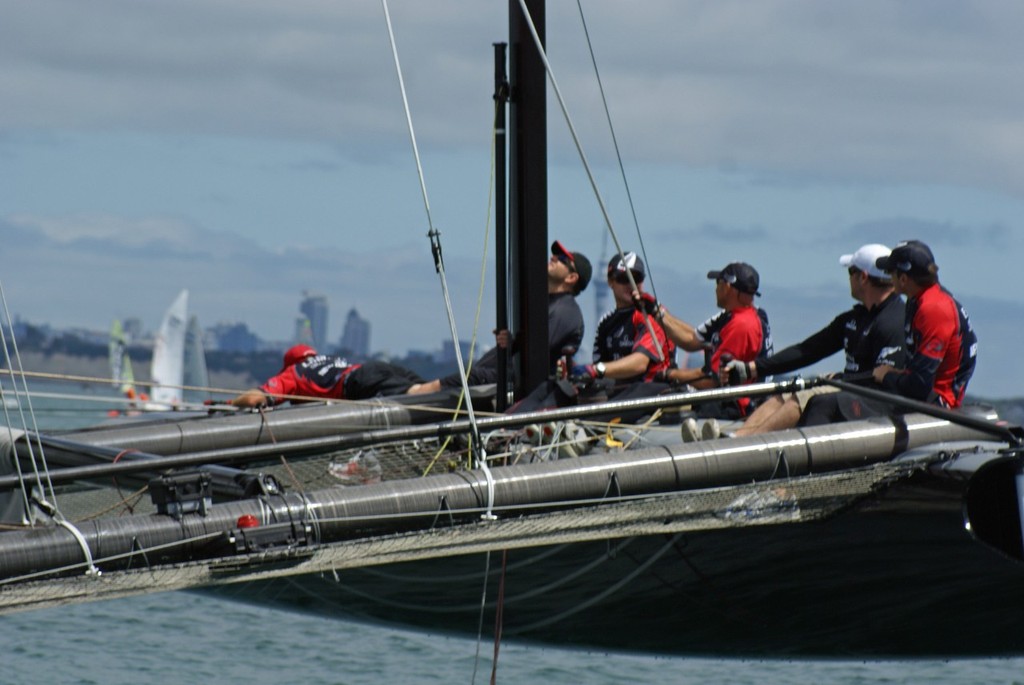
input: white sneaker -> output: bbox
[558,421,590,458]
[680,417,700,443]
[701,418,721,441]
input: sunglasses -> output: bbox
[554,253,577,273]
[610,272,635,285]
[717,273,737,286]
[848,266,862,276]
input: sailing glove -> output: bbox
[722,359,754,385]
[571,364,598,381]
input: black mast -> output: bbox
[493,42,511,411]
[508,0,548,398]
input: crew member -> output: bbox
[723,244,905,436]
[231,344,429,407]
[410,239,591,395]
[658,262,772,435]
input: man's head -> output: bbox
[707,262,760,307]
[875,240,939,293]
[549,240,592,295]
[840,243,893,301]
[606,252,645,305]
[281,344,317,372]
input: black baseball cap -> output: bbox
[607,251,645,283]
[875,240,937,278]
[551,240,592,294]
[707,262,761,297]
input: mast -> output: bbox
[493,42,510,411]
[508,0,548,398]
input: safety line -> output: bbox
[380,0,496,517]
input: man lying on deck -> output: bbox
[231,345,429,407]
[718,244,906,437]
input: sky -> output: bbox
[1,0,1023,397]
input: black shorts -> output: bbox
[798,390,894,427]
[345,361,425,399]
[440,347,500,388]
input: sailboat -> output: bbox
[109,289,208,411]
[108,320,135,396]
[149,289,189,407]
[0,0,1022,659]
[183,314,210,404]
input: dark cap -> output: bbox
[875,240,937,278]
[281,344,317,372]
[607,251,645,283]
[551,240,592,294]
[707,262,761,297]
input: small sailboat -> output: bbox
[149,289,188,407]
[109,290,206,412]
[183,314,210,404]
[108,319,136,397]
[107,318,147,415]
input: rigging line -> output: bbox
[380,0,496,518]
[514,0,664,362]
[424,96,503,477]
[574,0,658,302]
[0,281,59,516]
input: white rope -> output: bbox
[380,0,496,517]
[55,518,101,577]
[0,280,61,517]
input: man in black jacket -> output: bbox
[411,240,591,395]
[721,244,906,436]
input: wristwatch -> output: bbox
[595,361,607,379]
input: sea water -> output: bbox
[4,592,1024,685]
[3,382,1024,684]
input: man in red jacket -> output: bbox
[231,344,428,408]
[659,262,772,427]
[871,240,977,408]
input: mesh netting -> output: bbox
[0,456,920,615]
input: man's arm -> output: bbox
[666,366,716,389]
[598,351,652,380]
[660,310,704,352]
[231,389,270,408]
[875,300,952,400]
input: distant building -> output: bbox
[122,318,144,342]
[438,339,474,365]
[299,291,329,350]
[208,322,261,353]
[339,308,370,359]
[294,317,315,346]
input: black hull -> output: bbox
[212,472,1024,657]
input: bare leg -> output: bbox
[734,394,802,436]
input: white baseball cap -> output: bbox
[839,244,891,280]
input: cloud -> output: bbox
[0,211,488,356]
[839,218,1011,249]
[2,1,1024,196]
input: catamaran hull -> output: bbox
[210,465,1024,657]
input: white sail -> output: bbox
[150,290,188,407]
[183,314,209,400]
